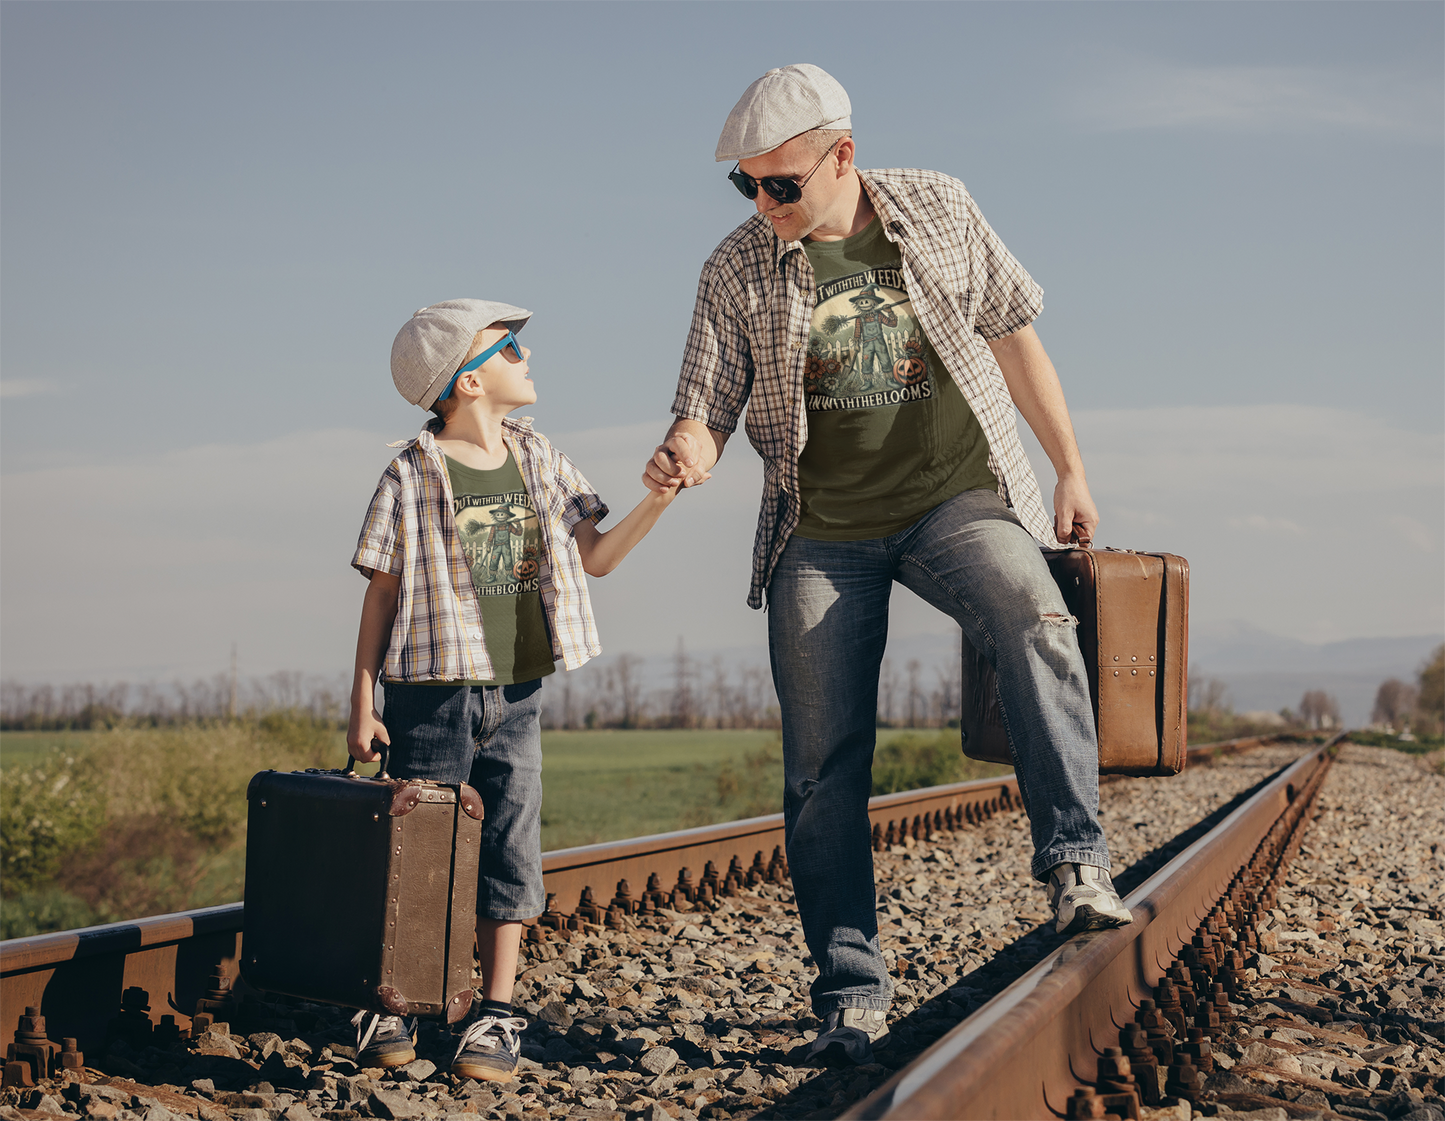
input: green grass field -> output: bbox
[536,728,782,850]
[0,723,1004,937]
[0,730,106,768]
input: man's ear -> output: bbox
[835,137,857,176]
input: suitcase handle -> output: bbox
[344,739,391,780]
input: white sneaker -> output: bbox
[351,1010,416,1068]
[806,1007,890,1066]
[451,1013,528,1082]
[1047,863,1133,936]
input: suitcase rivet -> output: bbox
[260,801,267,807]
[373,814,379,821]
[1112,655,1119,661]
[1131,669,1138,676]
[1149,655,1156,662]
[396,846,402,854]
[1113,671,1119,677]
[1150,670,1156,677]
[1131,656,1137,662]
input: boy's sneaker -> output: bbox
[806,1007,889,1066]
[1047,863,1133,936]
[451,1013,528,1082]
[351,1010,417,1068]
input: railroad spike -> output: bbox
[1,1061,34,1089]
[107,986,154,1048]
[1165,1054,1204,1100]
[5,1007,58,1084]
[1180,1027,1214,1075]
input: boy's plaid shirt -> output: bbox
[672,168,1057,609]
[352,416,608,682]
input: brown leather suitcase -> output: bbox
[241,756,484,1022]
[960,546,1190,776]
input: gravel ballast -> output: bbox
[3,741,1439,1121]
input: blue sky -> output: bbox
[2,1,1441,684]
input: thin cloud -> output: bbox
[0,379,58,399]
[1074,59,1441,140]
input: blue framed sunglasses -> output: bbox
[437,330,524,401]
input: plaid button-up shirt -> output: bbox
[352,417,608,682]
[672,168,1055,609]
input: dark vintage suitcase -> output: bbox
[960,546,1190,777]
[241,756,484,1022]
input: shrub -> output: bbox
[704,738,785,822]
[0,889,98,940]
[44,713,343,924]
[873,732,969,795]
[0,752,105,893]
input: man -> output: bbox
[643,64,1131,1066]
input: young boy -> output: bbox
[346,299,701,1081]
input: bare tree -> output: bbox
[906,660,923,727]
[1188,675,1231,715]
[1418,644,1445,734]
[1298,690,1340,730]
[877,659,898,726]
[933,630,963,728]
[1372,678,1418,731]
[615,653,645,729]
[669,638,697,729]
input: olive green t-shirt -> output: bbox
[438,453,555,686]
[796,217,997,540]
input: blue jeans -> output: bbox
[381,679,546,922]
[767,489,1110,1015]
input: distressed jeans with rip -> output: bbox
[767,488,1111,1017]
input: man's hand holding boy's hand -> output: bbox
[643,429,713,493]
[347,711,389,763]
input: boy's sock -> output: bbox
[477,998,513,1018]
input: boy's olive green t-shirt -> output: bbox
[796,217,997,540]
[433,453,555,687]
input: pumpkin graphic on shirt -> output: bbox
[893,355,928,386]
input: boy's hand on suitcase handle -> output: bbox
[348,708,389,763]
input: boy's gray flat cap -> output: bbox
[391,299,531,408]
[715,64,852,162]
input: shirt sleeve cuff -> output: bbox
[671,400,740,436]
[563,494,610,529]
[974,285,1045,341]
[352,549,401,577]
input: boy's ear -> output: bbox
[453,371,486,400]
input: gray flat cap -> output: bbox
[715,64,852,162]
[391,299,531,408]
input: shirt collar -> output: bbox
[766,170,908,268]
[392,414,537,449]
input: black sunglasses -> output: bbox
[728,138,840,205]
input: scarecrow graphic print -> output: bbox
[805,267,934,411]
[454,491,542,596]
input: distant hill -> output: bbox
[1185,622,1441,727]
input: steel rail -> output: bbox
[843,740,1335,1120]
[0,772,1023,1056]
[0,734,1302,1061]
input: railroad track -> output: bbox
[0,733,1345,1118]
[847,736,1341,1119]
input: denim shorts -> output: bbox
[380,679,545,922]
